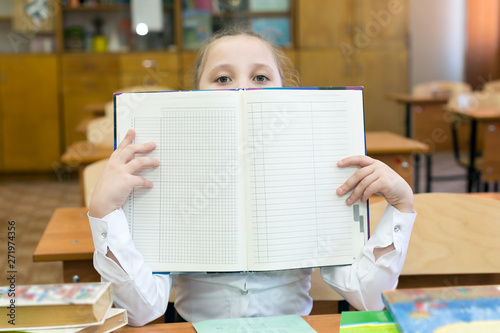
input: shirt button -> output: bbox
[101,232,107,239]
[241,289,248,295]
[394,225,401,233]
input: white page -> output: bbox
[116,90,246,272]
[242,88,367,271]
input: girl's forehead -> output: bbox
[206,35,276,59]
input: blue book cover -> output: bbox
[383,285,500,333]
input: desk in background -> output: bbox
[61,141,114,205]
[33,207,96,283]
[385,93,449,138]
[446,106,500,192]
[366,131,429,193]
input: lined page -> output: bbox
[116,91,246,272]
[243,89,367,271]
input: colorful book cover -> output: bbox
[382,285,500,333]
[340,311,398,332]
[0,282,111,306]
[252,18,290,47]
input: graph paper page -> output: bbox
[116,91,246,273]
[242,89,367,271]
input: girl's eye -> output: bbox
[215,76,231,84]
[254,75,269,83]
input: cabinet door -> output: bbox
[298,50,357,87]
[355,49,408,134]
[120,53,180,90]
[352,0,408,50]
[297,0,352,48]
[61,54,119,147]
[0,55,60,171]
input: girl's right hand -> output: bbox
[89,129,160,219]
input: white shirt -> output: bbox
[88,204,415,326]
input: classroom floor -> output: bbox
[0,151,472,287]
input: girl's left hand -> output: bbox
[336,155,414,213]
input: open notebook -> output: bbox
[114,87,368,273]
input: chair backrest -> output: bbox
[86,117,114,146]
[82,158,109,208]
[483,80,500,93]
[482,122,500,182]
[412,81,471,98]
[370,193,500,277]
[447,91,500,110]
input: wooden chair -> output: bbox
[483,80,500,93]
[370,193,500,289]
[82,158,109,208]
[412,81,471,98]
[86,116,114,147]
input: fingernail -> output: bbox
[149,142,156,148]
[127,129,133,135]
[346,198,351,204]
[337,160,344,166]
[337,187,344,194]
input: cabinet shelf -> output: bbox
[62,4,174,11]
[210,11,290,18]
[62,4,129,11]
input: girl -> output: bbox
[88,26,415,326]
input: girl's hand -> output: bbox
[336,155,414,213]
[89,129,160,219]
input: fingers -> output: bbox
[112,128,157,163]
[338,155,375,168]
[115,129,136,151]
[130,174,154,188]
[126,157,160,174]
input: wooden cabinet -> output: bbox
[61,53,120,147]
[0,55,60,171]
[297,0,409,135]
[119,52,180,89]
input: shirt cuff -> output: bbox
[88,208,132,255]
[364,204,416,261]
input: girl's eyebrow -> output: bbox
[208,63,275,75]
[207,64,234,75]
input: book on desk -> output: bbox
[114,87,369,273]
[383,285,500,332]
[0,282,117,331]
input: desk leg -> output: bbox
[405,103,412,138]
[467,120,478,193]
[63,260,100,283]
[413,154,420,193]
[426,154,432,192]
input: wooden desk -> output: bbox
[446,107,500,192]
[366,131,430,193]
[61,141,114,205]
[33,207,98,283]
[386,93,449,138]
[116,314,341,332]
[370,193,500,288]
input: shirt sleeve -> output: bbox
[320,204,415,310]
[88,208,176,326]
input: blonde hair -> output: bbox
[193,25,299,89]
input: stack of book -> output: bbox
[0,282,127,333]
[383,285,500,332]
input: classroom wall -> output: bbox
[409,0,467,89]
